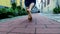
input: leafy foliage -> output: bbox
[53,6,60,14]
[11,3,17,10]
[0,3,27,19]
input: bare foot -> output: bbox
[28,15,32,21]
[27,9,32,21]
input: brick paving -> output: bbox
[0,13,60,34]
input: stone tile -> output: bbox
[27,24,35,28]
[8,32,17,34]
[48,20,60,24]
[27,24,45,28]
[0,27,9,32]
[46,24,60,29]
[36,28,60,34]
[0,22,10,25]
[11,27,35,34]
[0,25,14,32]
[0,24,10,28]
[24,19,35,24]
[37,18,52,25]
[24,28,35,34]
[11,24,26,28]
[36,33,60,34]
[0,32,7,34]
[11,28,25,33]
[8,33,34,34]
[36,24,45,28]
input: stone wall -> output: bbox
[42,0,57,14]
[0,0,25,8]
[58,0,60,6]
[0,0,11,7]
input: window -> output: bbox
[41,0,43,2]
[20,0,22,6]
[47,0,50,5]
[44,0,46,7]
[11,0,15,3]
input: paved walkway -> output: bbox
[0,13,60,34]
[40,13,60,22]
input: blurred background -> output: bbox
[0,0,60,19]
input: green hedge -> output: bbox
[0,3,27,19]
[0,7,27,19]
[53,6,60,14]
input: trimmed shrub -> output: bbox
[17,6,28,16]
[0,3,28,19]
[21,8,27,15]
[11,3,17,10]
[0,8,8,19]
[53,6,60,14]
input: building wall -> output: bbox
[42,0,57,14]
[58,0,60,6]
[15,0,25,8]
[0,0,11,7]
[16,0,20,6]
[0,0,25,8]
[22,0,25,8]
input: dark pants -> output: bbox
[25,0,36,7]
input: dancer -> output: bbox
[25,0,36,21]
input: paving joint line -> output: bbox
[35,18,37,25]
[7,27,17,34]
[44,24,47,28]
[35,27,36,34]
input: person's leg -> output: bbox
[29,3,35,11]
[26,3,35,21]
[26,7,32,21]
